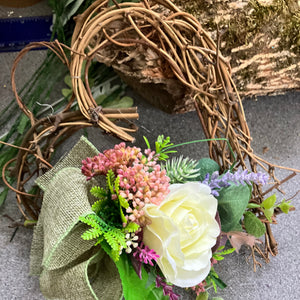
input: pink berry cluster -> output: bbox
[191,282,206,296]
[81,142,141,179]
[82,143,170,224]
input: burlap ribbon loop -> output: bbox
[30,137,122,300]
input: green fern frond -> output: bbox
[80,214,106,241]
[103,232,119,250]
[213,246,235,261]
[90,186,107,199]
[104,228,127,251]
[106,169,116,194]
[217,247,236,256]
[124,222,140,233]
[81,228,102,240]
[80,214,126,253]
[94,237,104,246]
[205,267,227,293]
[79,214,102,230]
[164,156,200,183]
[91,199,105,214]
[114,176,120,194]
[79,214,110,232]
[110,249,121,262]
[118,194,129,209]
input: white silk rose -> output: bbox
[142,182,220,287]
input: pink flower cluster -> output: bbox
[82,143,170,224]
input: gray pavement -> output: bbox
[0,2,300,300]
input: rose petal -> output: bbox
[143,182,220,288]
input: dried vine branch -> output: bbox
[3,38,139,221]
[2,0,299,265]
[67,0,300,260]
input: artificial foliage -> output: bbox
[164,156,200,184]
[63,135,284,299]
[0,1,298,299]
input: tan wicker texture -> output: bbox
[2,0,299,264]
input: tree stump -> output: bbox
[174,0,300,98]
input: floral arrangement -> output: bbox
[76,135,291,300]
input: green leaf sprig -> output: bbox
[144,135,236,167]
[143,135,177,161]
[80,170,140,262]
[247,194,294,222]
[244,194,294,237]
[205,267,227,293]
[212,246,236,261]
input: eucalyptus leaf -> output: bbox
[108,0,139,6]
[247,203,261,209]
[64,74,72,88]
[244,211,266,237]
[0,148,18,175]
[62,0,86,26]
[99,87,123,107]
[261,194,276,209]
[195,158,220,181]
[263,207,274,222]
[278,200,293,214]
[217,183,251,232]
[106,96,134,108]
[94,94,107,105]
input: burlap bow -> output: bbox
[30,137,122,300]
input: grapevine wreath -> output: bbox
[1,1,299,299]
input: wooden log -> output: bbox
[174,0,300,98]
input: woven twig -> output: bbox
[3,39,138,220]
[2,0,299,262]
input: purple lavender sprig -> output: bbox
[156,275,180,300]
[133,242,159,266]
[202,169,269,197]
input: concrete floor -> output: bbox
[0,1,299,300]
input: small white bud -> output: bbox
[125,247,132,254]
